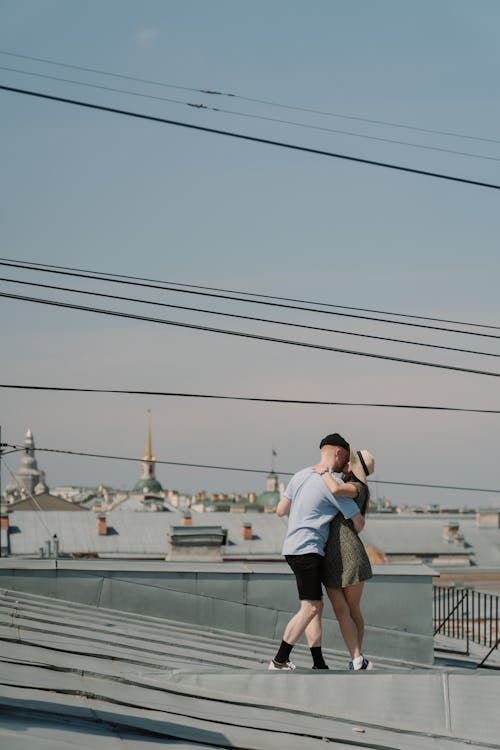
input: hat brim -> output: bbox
[349,449,372,485]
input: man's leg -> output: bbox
[270,554,325,670]
[271,599,322,668]
[283,599,323,644]
[304,607,323,647]
[304,605,329,668]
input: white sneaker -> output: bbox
[353,656,373,671]
[268,659,296,670]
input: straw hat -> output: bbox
[349,449,374,485]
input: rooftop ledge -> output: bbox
[0,558,437,665]
[0,558,436,576]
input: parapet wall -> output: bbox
[0,559,435,664]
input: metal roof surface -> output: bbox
[1,584,499,749]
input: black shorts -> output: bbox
[285,553,323,600]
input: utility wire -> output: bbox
[1,384,498,415]
[2,457,55,534]
[3,442,499,493]
[2,275,498,358]
[2,259,499,339]
[1,289,500,378]
[4,257,499,333]
[1,84,499,191]
[1,63,498,163]
[1,49,498,146]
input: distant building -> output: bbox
[5,428,43,497]
[3,428,83,510]
[132,412,164,496]
[256,471,281,512]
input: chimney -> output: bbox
[242,522,252,540]
[0,509,10,531]
[96,513,107,536]
[181,512,192,526]
[167,525,225,561]
[443,522,460,542]
[476,510,500,528]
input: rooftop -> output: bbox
[0,559,499,749]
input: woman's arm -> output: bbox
[312,466,365,532]
[311,465,359,498]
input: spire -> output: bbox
[25,428,34,452]
[133,411,163,496]
[143,410,155,462]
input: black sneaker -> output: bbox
[312,664,329,669]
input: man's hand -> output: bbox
[351,513,365,533]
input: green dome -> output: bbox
[133,478,163,494]
[256,490,280,508]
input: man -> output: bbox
[269,433,365,671]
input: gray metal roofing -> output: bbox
[4,509,289,556]
[362,514,500,566]
[5,509,500,567]
[1,586,500,750]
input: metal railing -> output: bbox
[433,584,499,667]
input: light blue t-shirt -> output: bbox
[281,467,360,556]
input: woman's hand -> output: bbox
[312,463,329,475]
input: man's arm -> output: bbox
[350,513,365,533]
[276,496,291,517]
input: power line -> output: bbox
[2,259,499,339]
[1,384,498,414]
[1,48,498,146]
[1,457,55,535]
[3,442,499,493]
[2,275,498,358]
[2,289,500,378]
[5,258,499,332]
[1,83,499,191]
[2,63,499,163]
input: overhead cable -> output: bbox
[2,275,498,358]
[1,289,500,378]
[1,457,55,534]
[1,259,499,339]
[0,49,497,145]
[3,442,499,493]
[1,384,498,414]
[1,64,498,163]
[1,84,499,191]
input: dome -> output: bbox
[133,478,163,495]
[256,490,280,509]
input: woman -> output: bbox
[312,448,374,670]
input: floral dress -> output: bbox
[322,481,372,588]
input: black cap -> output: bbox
[319,433,349,451]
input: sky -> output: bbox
[1,0,499,508]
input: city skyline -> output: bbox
[1,1,499,508]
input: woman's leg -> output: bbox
[326,586,361,660]
[343,582,365,649]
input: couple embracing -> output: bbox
[270,432,374,672]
